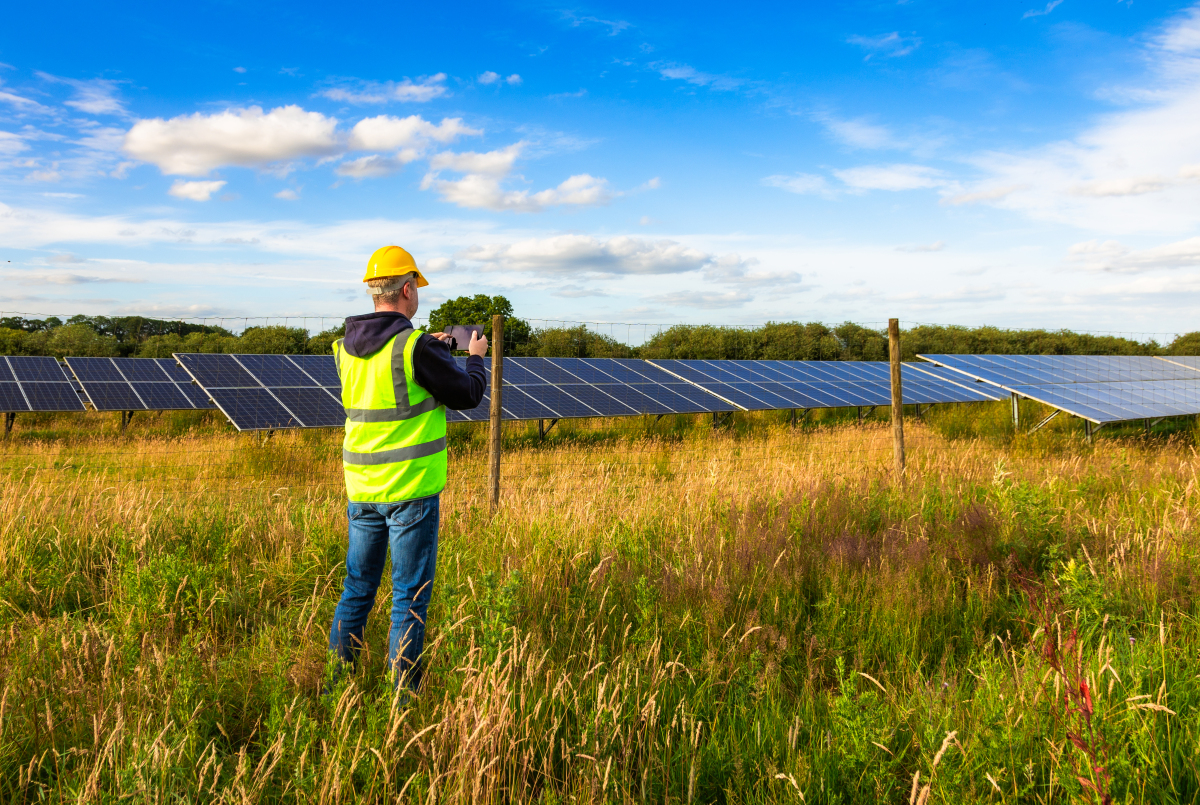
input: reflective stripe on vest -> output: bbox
[334,330,448,502]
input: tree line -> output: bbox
[2,304,1197,360]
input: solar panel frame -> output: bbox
[0,382,30,412]
[65,357,215,412]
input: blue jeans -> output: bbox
[328,495,439,690]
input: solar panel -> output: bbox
[65,357,216,412]
[174,353,344,430]
[1,356,86,412]
[918,354,1200,424]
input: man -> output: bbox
[328,244,488,691]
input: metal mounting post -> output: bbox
[1011,393,1020,430]
[3,412,14,436]
[790,409,797,428]
[1029,409,1061,434]
[119,410,134,433]
[538,418,559,439]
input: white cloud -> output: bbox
[234,66,247,74]
[897,241,946,253]
[1068,236,1200,273]
[428,144,522,176]
[0,131,27,155]
[37,73,125,115]
[655,63,743,91]
[347,115,479,154]
[506,74,522,86]
[26,170,61,182]
[833,164,947,191]
[762,173,830,195]
[124,105,340,176]
[479,71,501,85]
[168,179,227,201]
[815,114,896,149]
[275,188,299,200]
[847,32,920,59]
[426,173,612,211]
[646,290,753,309]
[941,184,1028,206]
[320,74,448,104]
[460,235,715,275]
[1070,176,1169,197]
[0,80,45,111]
[1023,0,1064,19]
[5,271,143,286]
[335,154,406,178]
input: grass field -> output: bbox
[1,403,1199,803]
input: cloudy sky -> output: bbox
[3,1,1200,336]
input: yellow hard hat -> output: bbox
[363,245,429,288]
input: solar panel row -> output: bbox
[918,354,1200,424]
[174,353,995,432]
[0,356,86,412]
[65,357,216,411]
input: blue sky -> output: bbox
[3,1,1200,336]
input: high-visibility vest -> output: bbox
[333,329,447,502]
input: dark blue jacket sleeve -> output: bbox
[412,333,486,410]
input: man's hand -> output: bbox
[430,332,452,343]
[468,330,489,357]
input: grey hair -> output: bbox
[366,272,417,305]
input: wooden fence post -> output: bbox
[888,318,905,477]
[488,315,504,511]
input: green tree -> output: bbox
[306,324,346,355]
[1166,332,1200,355]
[0,328,29,356]
[426,295,531,351]
[136,334,185,358]
[520,325,633,358]
[42,324,121,359]
[236,326,309,354]
[180,331,240,353]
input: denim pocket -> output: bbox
[347,503,370,521]
[386,499,424,527]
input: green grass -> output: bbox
[1,404,1199,802]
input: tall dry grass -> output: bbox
[1,405,1199,802]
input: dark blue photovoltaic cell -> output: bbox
[520,358,584,384]
[697,383,772,410]
[115,359,172,382]
[158,359,195,382]
[649,360,718,384]
[445,408,468,423]
[550,358,626,383]
[0,383,29,411]
[519,385,599,417]
[726,382,794,409]
[499,387,560,420]
[628,381,710,412]
[10,356,71,382]
[24,383,86,411]
[597,384,675,415]
[208,388,302,430]
[85,382,145,410]
[131,383,193,410]
[178,383,215,409]
[68,358,123,382]
[1162,356,1200,371]
[612,359,679,383]
[585,359,650,383]
[556,384,638,416]
[462,390,493,421]
[289,355,340,386]
[0,359,15,383]
[176,353,258,388]
[271,387,345,427]
[234,355,317,387]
